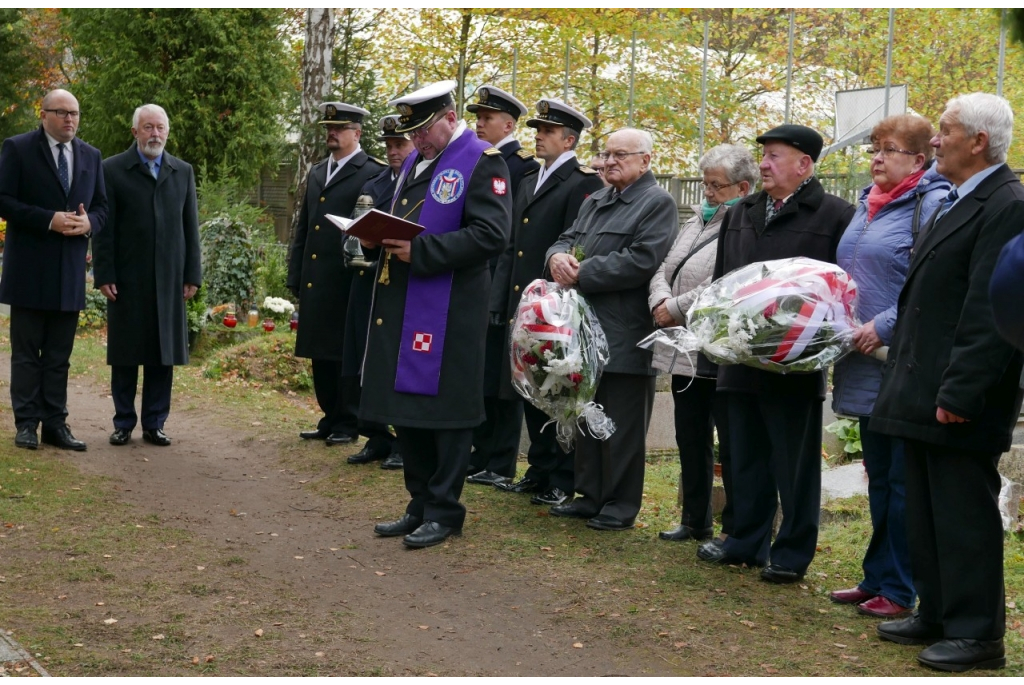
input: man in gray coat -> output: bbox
[545,128,677,531]
[94,104,201,446]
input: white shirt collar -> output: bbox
[535,151,577,192]
[415,121,468,177]
[495,133,517,149]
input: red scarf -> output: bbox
[867,169,926,221]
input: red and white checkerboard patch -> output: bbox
[412,332,433,352]
[492,177,507,195]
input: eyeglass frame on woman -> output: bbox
[867,145,917,158]
[701,180,739,192]
[43,108,80,119]
[597,150,646,162]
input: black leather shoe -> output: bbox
[403,521,461,548]
[917,638,1004,672]
[326,432,356,446]
[494,476,543,494]
[374,514,423,537]
[760,564,803,584]
[41,424,86,451]
[299,429,329,440]
[586,514,635,531]
[696,540,747,564]
[380,453,403,470]
[142,428,171,446]
[530,487,568,506]
[466,470,511,486]
[877,613,944,646]
[15,426,38,450]
[109,428,132,446]
[549,499,597,519]
[347,445,385,464]
[659,524,714,541]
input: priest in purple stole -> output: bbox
[360,80,513,548]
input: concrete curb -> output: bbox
[0,630,50,677]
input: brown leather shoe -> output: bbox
[830,586,876,605]
[857,595,911,618]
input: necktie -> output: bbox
[773,199,784,211]
[934,188,958,223]
[148,161,158,179]
[57,142,70,194]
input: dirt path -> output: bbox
[6,358,672,676]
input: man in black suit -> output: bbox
[287,102,385,446]
[0,88,107,451]
[490,99,603,503]
[343,115,414,470]
[94,104,201,447]
[361,80,512,548]
[465,85,540,483]
[871,93,1024,672]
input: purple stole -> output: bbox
[391,128,488,395]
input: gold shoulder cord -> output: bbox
[378,199,426,285]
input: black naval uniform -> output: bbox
[489,157,603,493]
[359,137,512,528]
[287,150,385,438]
[472,138,541,476]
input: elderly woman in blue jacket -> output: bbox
[829,114,951,619]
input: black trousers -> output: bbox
[671,375,733,533]
[522,402,574,493]
[573,372,655,522]
[111,364,173,430]
[470,396,523,477]
[310,359,358,437]
[343,374,395,456]
[720,392,822,572]
[394,426,473,528]
[905,439,1004,640]
[9,306,78,431]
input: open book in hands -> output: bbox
[325,209,424,245]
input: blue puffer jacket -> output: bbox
[832,164,951,417]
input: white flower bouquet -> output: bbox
[640,257,859,374]
[510,279,615,450]
[261,296,295,323]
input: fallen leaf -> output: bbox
[273,622,283,627]
[315,651,325,657]
[103,554,112,558]
[191,656,200,665]
[375,571,386,576]
[205,655,214,663]
[657,632,669,637]
[329,547,339,551]
[540,546,552,551]
[254,629,264,637]
[673,642,688,648]
[151,634,165,641]
[294,556,304,560]
[196,566,205,571]
[739,620,755,628]
[418,625,429,630]
[103,618,118,625]
[858,633,868,640]
[572,642,584,649]
[251,421,262,426]
[610,613,620,618]
[1008,601,1017,609]
[818,609,828,614]
[833,643,847,648]
[73,643,84,648]
[733,611,742,616]
[95,602,105,606]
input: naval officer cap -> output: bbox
[318,102,370,126]
[376,114,409,141]
[755,124,824,162]
[466,85,528,120]
[526,98,593,133]
[388,80,457,134]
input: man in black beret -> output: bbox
[697,123,855,584]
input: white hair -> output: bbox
[612,127,654,155]
[699,143,759,189]
[132,103,169,129]
[946,92,1014,164]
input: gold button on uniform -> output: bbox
[509,318,514,325]
[314,225,320,231]
[523,217,529,224]
[517,251,523,257]
[401,198,408,206]
[376,318,383,325]
[359,270,365,276]
[311,254,317,260]
[319,197,325,203]
[307,283,312,288]
[513,285,520,292]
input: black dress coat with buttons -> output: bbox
[490,157,604,398]
[287,150,385,360]
[359,139,512,430]
[871,164,1024,453]
[94,144,202,366]
[713,177,854,399]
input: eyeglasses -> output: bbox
[867,145,917,159]
[408,114,444,140]
[701,181,738,192]
[597,150,645,162]
[43,108,80,119]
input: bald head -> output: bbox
[40,89,80,143]
[602,128,653,191]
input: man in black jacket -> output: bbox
[871,93,1024,672]
[696,125,854,583]
[287,102,385,446]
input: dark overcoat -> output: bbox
[94,144,201,366]
[0,126,107,311]
[491,157,603,398]
[341,168,397,377]
[545,170,678,376]
[499,139,539,199]
[872,164,1024,453]
[287,150,385,360]
[359,132,512,429]
[713,178,854,399]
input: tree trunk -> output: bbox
[289,8,335,245]
[455,11,473,116]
